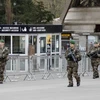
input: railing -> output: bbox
[4,53,93,82]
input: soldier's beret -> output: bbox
[0,39,5,43]
[70,40,75,44]
[94,42,98,44]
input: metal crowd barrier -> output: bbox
[4,53,93,82]
[59,52,93,77]
[78,52,93,76]
[4,55,35,82]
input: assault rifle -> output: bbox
[87,50,98,58]
[67,48,77,62]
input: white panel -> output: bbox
[64,25,95,33]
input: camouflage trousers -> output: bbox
[67,62,80,85]
[0,63,5,82]
[91,58,99,78]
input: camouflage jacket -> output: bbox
[97,46,100,58]
[65,47,81,63]
[87,47,100,59]
[0,47,9,62]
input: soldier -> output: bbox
[87,42,99,79]
[0,39,9,84]
[98,42,100,65]
[65,40,81,87]
[98,42,100,48]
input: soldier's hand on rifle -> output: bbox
[86,53,90,57]
[67,53,72,58]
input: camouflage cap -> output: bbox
[70,40,75,44]
[0,39,5,43]
[94,41,98,44]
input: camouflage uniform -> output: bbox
[0,47,9,83]
[65,47,81,87]
[98,44,100,65]
[87,47,100,79]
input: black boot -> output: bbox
[77,81,80,87]
[94,76,99,79]
[93,76,99,79]
[77,77,80,87]
[67,84,73,87]
[93,75,96,79]
[96,76,99,78]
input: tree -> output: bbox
[5,0,12,24]
[12,0,54,24]
[0,0,54,24]
[0,0,6,24]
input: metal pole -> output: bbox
[86,35,88,52]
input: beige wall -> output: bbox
[64,8,100,33]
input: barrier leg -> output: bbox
[24,73,36,81]
[63,71,67,77]
[42,56,54,80]
[82,55,89,76]
[4,75,12,82]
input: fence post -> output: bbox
[58,55,63,78]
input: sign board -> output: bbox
[82,33,90,36]
[61,33,71,39]
[0,25,62,34]
[46,34,52,44]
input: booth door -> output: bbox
[37,34,61,71]
[50,34,61,70]
[37,34,47,70]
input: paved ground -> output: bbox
[0,76,100,100]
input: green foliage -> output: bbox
[0,0,6,24]
[0,0,54,24]
[35,0,67,18]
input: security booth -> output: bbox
[0,25,62,73]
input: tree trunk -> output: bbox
[5,0,12,24]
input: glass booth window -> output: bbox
[40,37,46,53]
[29,36,37,53]
[52,35,59,52]
[62,41,70,52]
[56,35,59,52]
[52,35,55,52]
[13,36,25,54]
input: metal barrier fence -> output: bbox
[4,53,93,82]
[78,52,92,76]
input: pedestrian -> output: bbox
[65,40,81,87]
[0,39,9,84]
[87,42,99,79]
